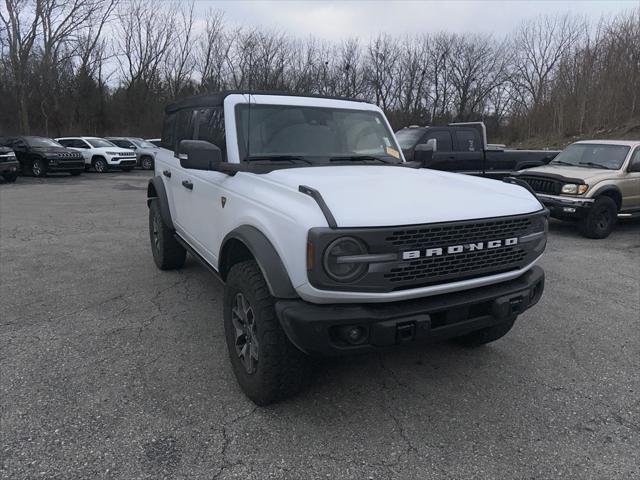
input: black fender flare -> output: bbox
[590,184,623,210]
[220,226,297,299]
[147,176,174,230]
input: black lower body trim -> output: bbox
[275,266,545,356]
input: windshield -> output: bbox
[236,104,402,163]
[26,137,62,148]
[131,138,156,149]
[395,128,425,149]
[87,138,116,148]
[551,143,630,170]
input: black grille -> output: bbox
[519,176,560,195]
[307,211,547,293]
[385,217,531,250]
[384,246,527,284]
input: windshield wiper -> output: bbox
[579,161,610,169]
[245,155,312,164]
[550,160,574,166]
[329,155,394,164]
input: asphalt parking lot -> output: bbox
[1,170,639,479]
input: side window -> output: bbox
[161,113,177,151]
[112,140,132,149]
[425,131,453,152]
[58,139,72,147]
[73,139,89,149]
[195,107,226,159]
[175,109,197,152]
[455,130,479,152]
[631,148,640,165]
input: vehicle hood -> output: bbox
[262,165,543,227]
[136,147,158,156]
[94,147,135,155]
[519,164,616,184]
[0,146,13,154]
[32,146,81,156]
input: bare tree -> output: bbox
[1,0,41,133]
[164,0,196,98]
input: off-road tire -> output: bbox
[580,196,617,239]
[92,157,108,173]
[31,158,47,177]
[453,315,516,347]
[141,156,154,170]
[148,200,186,270]
[224,260,310,405]
[2,172,17,183]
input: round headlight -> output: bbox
[323,237,368,282]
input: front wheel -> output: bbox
[93,157,108,173]
[224,260,310,405]
[452,316,516,347]
[140,156,154,170]
[31,158,47,177]
[580,197,617,239]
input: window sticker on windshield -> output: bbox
[386,146,400,159]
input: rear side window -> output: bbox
[195,107,226,159]
[58,139,72,147]
[425,131,453,152]
[455,130,479,152]
[174,109,197,152]
[161,113,177,150]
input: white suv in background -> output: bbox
[56,137,137,173]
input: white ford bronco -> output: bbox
[147,92,548,405]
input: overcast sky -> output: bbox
[193,0,639,40]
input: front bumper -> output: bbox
[47,159,85,172]
[0,161,19,173]
[108,157,137,167]
[537,193,594,219]
[275,266,545,356]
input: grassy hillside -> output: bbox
[508,119,640,150]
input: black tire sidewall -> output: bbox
[582,197,617,239]
[223,267,272,401]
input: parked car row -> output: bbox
[0,136,162,180]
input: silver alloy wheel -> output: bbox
[231,292,259,374]
[142,157,153,170]
[94,159,106,173]
[32,159,42,176]
[152,216,160,251]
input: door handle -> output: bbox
[163,170,171,178]
[182,180,193,190]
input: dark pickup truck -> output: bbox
[396,122,560,179]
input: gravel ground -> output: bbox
[1,170,639,479]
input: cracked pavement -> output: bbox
[1,171,639,479]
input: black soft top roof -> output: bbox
[165,90,366,114]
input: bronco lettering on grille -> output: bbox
[402,237,519,260]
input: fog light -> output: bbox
[562,207,576,213]
[339,325,367,345]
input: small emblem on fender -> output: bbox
[221,196,227,208]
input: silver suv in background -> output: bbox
[106,137,159,170]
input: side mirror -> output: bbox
[414,138,437,166]
[178,140,222,170]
